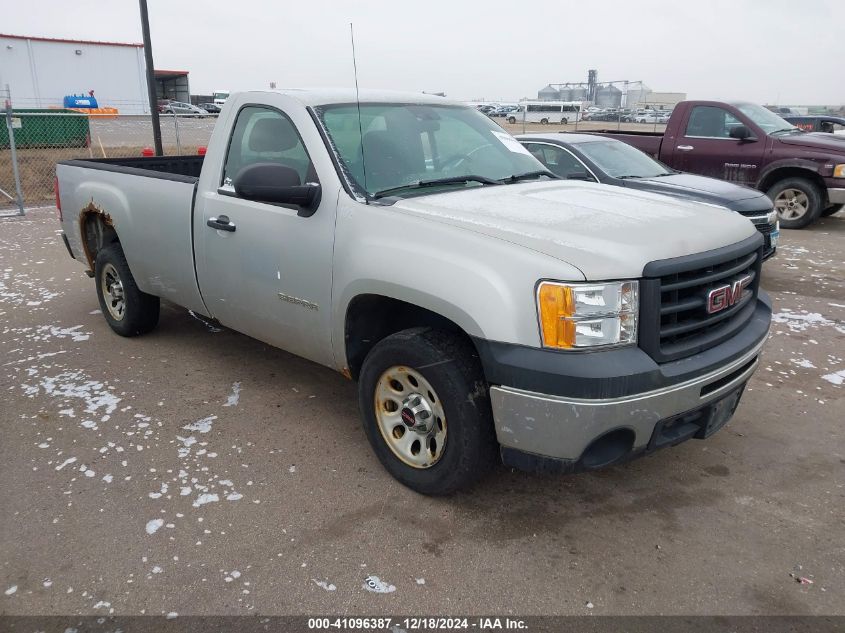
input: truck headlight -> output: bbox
[834,164,845,178]
[537,280,638,349]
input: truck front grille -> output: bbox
[639,234,763,363]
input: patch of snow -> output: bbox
[4,585,17,596]
[55,457,77,471]
[312,579,337,591]
[822,370,845,386]
[791,358,816,369]
[223,381,241,407]
[146,519,164,535]
[193,493,219,508]
[182,415,217,434]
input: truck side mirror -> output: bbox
[729,125,755,141]
[233,163,321,216]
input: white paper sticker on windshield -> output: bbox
[492,130,531,155]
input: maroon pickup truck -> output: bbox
[592,100,845,228]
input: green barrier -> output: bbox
[1,109,90,149]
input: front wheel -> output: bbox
[540,118,549,125]
[358,328,497,495]
[560,117,568,125]
[507,116,517,124]
[821,204,843,217]
[95,243,160,337]
[768,177,823,229]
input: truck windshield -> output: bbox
[734,103,798,134]
[315,103,549,199]
[577,139,673,179]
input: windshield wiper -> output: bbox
[372,175,500,199]
[618,175,645,179]
[500,170,559,183]
[771,128,800,135]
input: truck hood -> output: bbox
[389,181,758,280]
[626,173,770,211]
[777,132,845,153]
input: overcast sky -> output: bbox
[3,0,843,104]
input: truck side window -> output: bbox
[222,106,317,187]
[685,106,742,139]
[522,143,591,180]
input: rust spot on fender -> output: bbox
[77,201,114,271]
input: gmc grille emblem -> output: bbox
[706,275,752,314]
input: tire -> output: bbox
[507,116,516,124]
[94,243,160,337]
[821,204,843,217]
[768,177,824,229]
[358,327,497,495]
[540,118,549,125]
[560,117,568,125]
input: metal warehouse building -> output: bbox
[0,33,191,114]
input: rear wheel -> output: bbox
[95,243,160,337]
[358,328,497,495]
[769,177,823,229]
[508,116,516,124]
[560,117,568,125]
[540,118,549,125]
[821,204,843,217]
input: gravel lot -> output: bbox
[1,207,843,617]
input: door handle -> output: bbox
[676,145,694,151]
[207,215,236,232]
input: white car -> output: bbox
[635,112,662,124]
[163,101,208,117]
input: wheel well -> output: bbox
[758,167,826,198]
[80,208,119,270]
[344,295,472,381]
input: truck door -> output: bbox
[194,102,337,368]
[674,105,765,186]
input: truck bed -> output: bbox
[56,155,207,315]
[59,155,204,182]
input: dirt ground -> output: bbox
[0,207,843,618]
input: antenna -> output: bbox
[350,23,369,203]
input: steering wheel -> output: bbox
[439,144,495,175]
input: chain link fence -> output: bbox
[1,92,216,214]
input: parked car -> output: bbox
[197,102,221,114]
[591,100,845,227]
[55,89,771,494]
[489,106,517,118]
[517,132,778,258]
[163,101,208,117]
[634,112,662,124]
[782,115,845,135]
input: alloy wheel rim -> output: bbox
[774,188,809,220]
[101,263,126,321]
[374,366,447,469]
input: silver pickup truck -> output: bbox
[55,89,772,494]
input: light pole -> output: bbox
[139,0,163,156]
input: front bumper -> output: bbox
[478,295,771,472]
[746,216,778,260]
[827,187,845,205]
